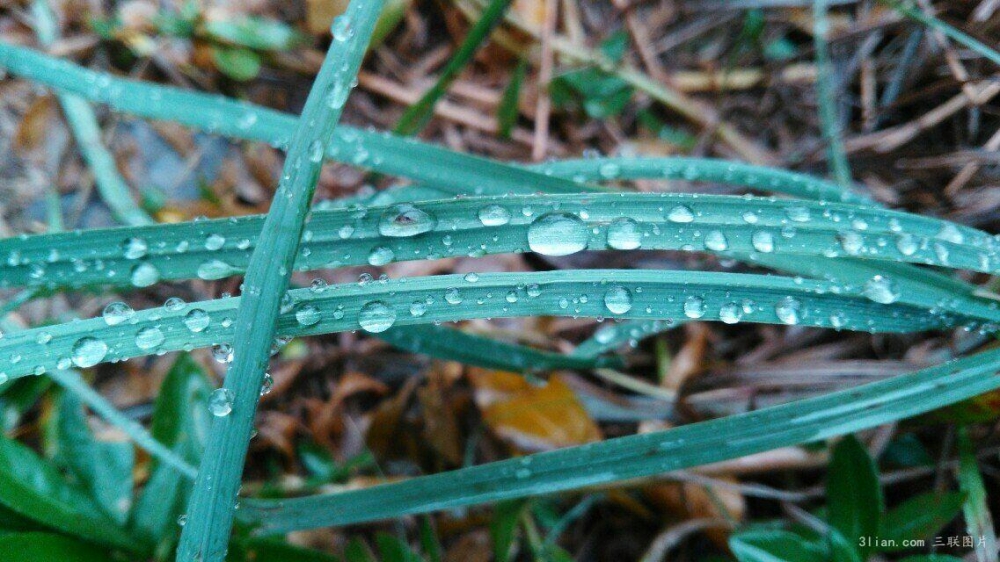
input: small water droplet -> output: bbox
[136,327,165,350]
[863,275,899,304]
[130,262,160,287]
[604,286,633,314]
[184,309,211,333]
[704,230,728,251]
[667,205,695,223]
[478,204,512,227]
[751,231,775,253]
[719,302,743,324]
[368,246,395,266]
[607,218,642,250]
[209,388,234,417]
[123,237,148,259]
[71,337,108,368]
[359,301,396,333]
[774,296,802,325]
[683,296,706,319]
[378,204,437,237]
[103,302,134,326]
[295,305,321,326]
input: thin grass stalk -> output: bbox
[813,0,854,189]
[31,0,154,226]
[395,0,514,135]
[176,2,385,560]
[888,0,1000,67]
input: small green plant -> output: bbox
[730,436,968,562]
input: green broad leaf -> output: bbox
[599,31,630,63]
[878,491,965,552]
[497,60,525,139]
[203,16,302,51]
[491,499,528,562]
[131,354,212,545]
[298,440,338,483]
[880,433,933,468]
[551,68,632,119]
[375,532,422,562]
[0,435,138,551]
[211,46,262,81]
[0,376,51,432]
[50,391,134,525]
[826,435,882,559]
[729,530,825,562]
[0,532,110,562]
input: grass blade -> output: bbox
[0,269,961,382]
[394,0,514,135]
[888,1,1000,68]
[956,427,999,562]
[176,2,385,560]
[813,0,854,189]
[238,345,1000,531]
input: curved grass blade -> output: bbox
[0,269,961,382]
[394,0,514,135]
[238,345,1000,532]
[3,192,996,293]
[376,324,623,372]
[0,43,865,203]
[177,2,386,560]
[888,0,1000,68]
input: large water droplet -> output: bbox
[71,337,108,368]
[359,301,396,333]
[478,204,511,227]
[863,275,900,304]
[683,296,706,319]
[774,296,802,325]
[295,305,321,326]
[197,259,239,280]
[667,205,695,223]
[212,343,234,364]
[604,286,633,314]
[368,246,394,266]
[209,388,234,417]
[527,213,589,256]
[103,302,134,326]
[135,327,165,350]
[130,262,160,287]
[837,231,864,255]
[607,218,642,250]
[204,234,226,251]
[704,230,728,251]
[123,237,148,259]
[378,204,437,237]
[719,302,743,324]
[184,309,211,333]
[751,231,775,253]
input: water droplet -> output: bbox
[164,297,186,312]
[719,302,743,324]
[896,234,918,256]
[604,286,633,314]
[197,259,239,280]
[527,284,542,297]
[184,309,211,333]
[774,296,802,325]
[135,327,165,350]
[209,388,234,417]
[527,213,589,256]
[785,206,811,222]
[751,231,775,253]
[863,275,900,304]
[331,14,352,41]
[123,237,148,259]
[71,337,108,368]
[308,140,325,163]
[130,262,160,287]
[445,288,463,305]
[599,162,621,178]
[607,218,642,250]
[410,301,427,317]
[704,230,728,251]
[260,373,274,396]
[838,231,864,255]
[204,234,226,251]
[683,296,706,319]
[295,305,321,326]
[378,204,437,237]
[103,302,134,326]
[368,246,394,266]
[478,204,511,227]
[667,205,695,223]
[359,301,396,333]
[212,344,234,364]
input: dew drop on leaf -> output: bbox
[359,301,396,333]
[527,213,589,256]
[604,286,633,314]
[683,296,706,319]
[135,327,165,350]
[378,204,437,237]
[123,237,148,259]
[719,302,743,324]
[775,296,802,325]
[863,275,900,304]
[71,337,108,368]
[478,204,512,227]
[666,205,695,223]
[209,388,234,417]
[102,302,134,326]
[704,230,728,252]
[184,309,211,333]
[130,262,160,287]
[607,218,642,250]
[295,305,321,326]
[751,231,775,253]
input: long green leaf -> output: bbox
[176,2,386,560]
[0,269,956,381]
[0,532,111,562]
[237,344,1000,531]
[394,0,513,135]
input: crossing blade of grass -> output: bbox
[888,0,1000,68]
[176,1,385,560]
[394,0,513,135]
[376,324,623,372]
[0,44,862,202]
[4,193,997,296]
[572,320,687,358]
[956,428,999,562]
[0,269,961,382]
[29,0,153,226]
[238,344,1000,531]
